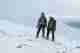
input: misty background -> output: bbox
[0,0,80,48]
[0,0,57,32]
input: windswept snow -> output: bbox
[0,17,80,53]
[63,17,80,48]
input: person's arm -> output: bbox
[54,20,56,31]
[55,20,56,27]
[45,18,47,27]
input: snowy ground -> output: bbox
[0,32,65,53]
[0,19,64,53]
[1,31,80,53]
[0,18,80,53]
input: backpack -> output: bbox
[48,20,56,31]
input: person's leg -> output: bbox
[46,29,50,40]
[36,26,41,38]
[52,30,55,41]
[42,27,45,38]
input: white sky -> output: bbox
[64,0,80,16]
[0,0,80,16]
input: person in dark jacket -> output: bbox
[46,16,56,41]
[36,12,47,38]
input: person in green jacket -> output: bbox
[46,16,56,41]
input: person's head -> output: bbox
[41,12,45,17]
[49,16,54,21]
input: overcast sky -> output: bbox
[0,0,55,26]
[1,0,80,16]
[0,0,60,17]
[64,0,80,16]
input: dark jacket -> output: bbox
[37,16,47,28]
[47,17,56,31]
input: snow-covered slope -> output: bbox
[0,20,32,32]
[63,17,80,48]
[0,16,80,53]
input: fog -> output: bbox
[63,16,80,48]
[0,0,80,48]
